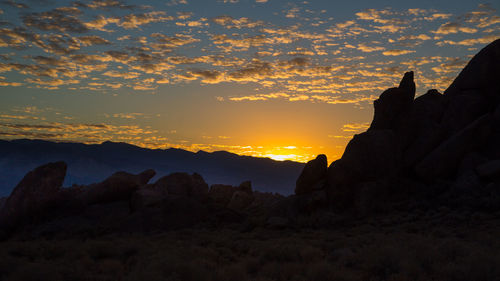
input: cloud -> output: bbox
[357,43,385,52]
[227,59,273,82]
[382,49,416,56]
[0,77,22,86]
[102,70,140,79]
[437,34,500,46]
[104,50,133,63]
[188,70,224,84]
[118,11,174,29]
[355,8,392,22]
[84,15,121,31]
[78,35,111,46]
[212,15,263,29]
[3,0,29,9]
[150,33,200,49]
[22,8,89,33]
[168,0,188,5]
[341,122,369,132]
[32,56,68,67]
[75,0,134,10]
[25,78,79,87]
[285,7,300,18]
[111,113,144,119]
[0,120,159,144]
[397,34,431,41]
[433,22,478,34]
[431,57,468,74]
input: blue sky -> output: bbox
[0,0,499,162]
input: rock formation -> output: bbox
[81,169,156,205]
[0,162,67,227]
[153,172,208,197]
[294,38,500,213]
[208,181,255,211]
[295,154,327,195]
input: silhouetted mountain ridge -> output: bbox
[0,139,304,196]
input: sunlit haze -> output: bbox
[0,0,499,162]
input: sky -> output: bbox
[0,0,499,163]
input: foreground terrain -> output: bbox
[1,209,499,281]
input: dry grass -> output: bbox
[1,211,500,281]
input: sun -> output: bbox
[264,153,301,162]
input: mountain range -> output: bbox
[0,139,304,196]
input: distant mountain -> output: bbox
[0,139,305,196]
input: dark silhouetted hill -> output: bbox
[0,139,304,196]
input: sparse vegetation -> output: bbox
[1,210,499,281]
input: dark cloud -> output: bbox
[78,35,111,46]
[5,62,60,78]
[73,0,134,10]
[44,34,81,54]
[22,8,89,33]
[228,59,272,81]
[2,0,29,9]
[0,27,46,49]
[32,55,67,66]
[0,131,64,138]
[150,33,199,49]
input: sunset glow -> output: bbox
[0,0,499,163]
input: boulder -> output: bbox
[326,130,401,210]
[295,154,327,195]
[415,113,492,181]
[238,180,253,194]
[0,162,67,227]
[209,184,236,206]
[129,184,168,212]
[154,172,208,197]
[476,160,500,179]
[82,169,155,205]
[209,181,253,207]
[445,38,500,105]
[399,89,446,150]
[295,189,328,214]
[328,129,400,185]
[440,94,489,136]
[227,191,254,210]
[369,71,415,131]
[403,122,445,168]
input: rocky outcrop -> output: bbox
[476,160,500,180]
[295,154,327,195]
[227,191,254,210]
[292,39,500,213]
[369,71,415,131]
[208,181,255,211]
[130,172,210,212]
[415,113,492,181]
[129,184,167,212]
[326,129,401,210]
[154,172,208,197]
[0,162,67,227]
[82,169,156,205]
[445,39,500,104]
